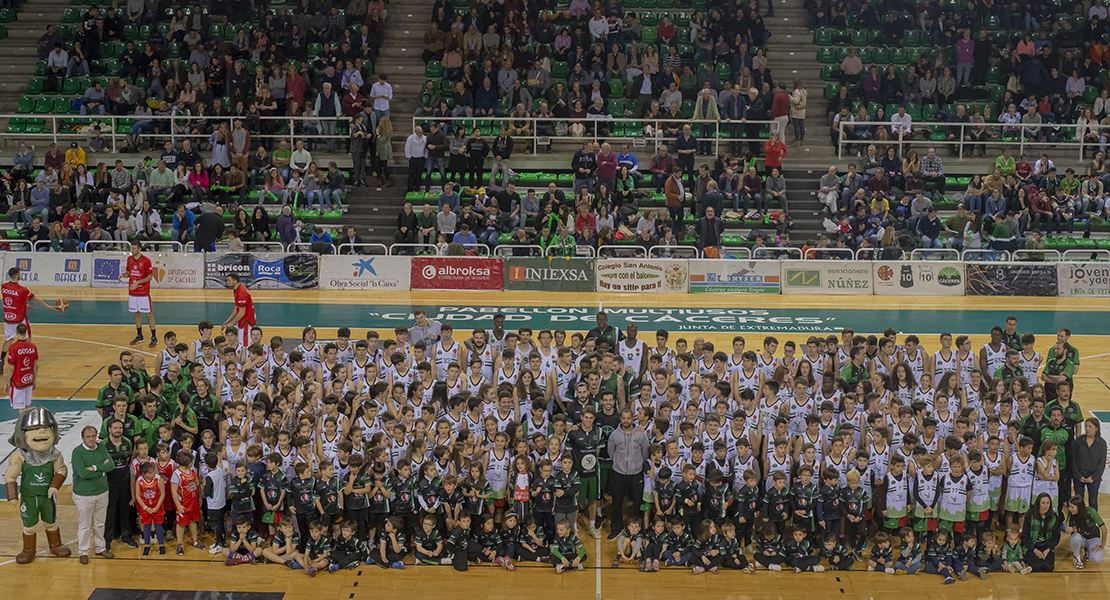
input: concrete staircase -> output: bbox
[0,0,68,114]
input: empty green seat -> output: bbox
[814,29,832,46]
[424,61,442,78]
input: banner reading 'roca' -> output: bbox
[204,253,319,289]
[411,257,503,290]
[595,259,689,293]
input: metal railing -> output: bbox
[495,244,543,256]
[650,246,699,258]
[389,243,438,255]
[0,113,366,154]
[721,247,752,260]
[805,248,854,259]
[835,120,1090,161]
[414,115,783,155]
[961,249,1010,261]
[337,243,389,255]
[910,248,959,261]
[289,242,337,254]
[84,240,131,252]
[545,245,596,257]
[1063,249,1110,262]
[598,244,647,257]
[1012,249,1061,261]
[754,247,803,260]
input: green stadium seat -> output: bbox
[6,117,24,134]
[33,97,52,114]
[25,78,42,95]
[903,30,920,47]
[873,47,890,63]
[552,61,568,79]
[424,61,442,78]
[814,29,832,46]
[16,96,33,114]
[0,8,16,23]
[818,48,835,64]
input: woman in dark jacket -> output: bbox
[1074,417,1107,510]
[251,206,272,241]
[1022,493,1061,572]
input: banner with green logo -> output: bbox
[779,261,872,295]
[503,258,595,292]
[873,262,965,296]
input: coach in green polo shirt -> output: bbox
[993,349,1024,387]
[71,425,114,563]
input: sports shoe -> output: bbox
[149,338,158,348]
[158,545,166,556]
[142,546,151,557]
[607,530,620,541]
[345,561,358,570]
[226,555,243,567]
[193,542,206,551]
[130,335,145,345]
[122,537,138,548]
[576,563,584,571]
[638,560,646,572]
[439,557,453,565]
[285,560,303,570]
[959,570,967,581]
[709,566,718,573]
[693,566,705,574]
[794,567,802,574]
[978,566,988,580]
[176,545,184,556]
[867,565,875,572]
[306,568,317,577]
[1074,556,1084,569]
[652,559,660,571]
[943,576,955,585]
[555,563,565,573]
[588,525,602,538]
[504,557,515,571]
[885,568,895,575]
[209,544,223,555]
[245,554,255,565]
[895,568,907,575]
[328,564,339,573]
[391,561,404,570]
[1020,566,1033,575]
[494,556,505,568]
[612,556,620,569]
[768,564,782,571]
[813,566,825,572]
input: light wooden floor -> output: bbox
[2,287,1109,599]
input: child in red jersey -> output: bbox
[171,450,205,555]
[136,462,166,556]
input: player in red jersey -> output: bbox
[222,273,257,350]
[3,323,37,414]
[128,241,158,347]
[1,267,62,375]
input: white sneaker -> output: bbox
[440,558,453,565]
[208,545,222,555]
[1074,556,1084,569]
[1020,566,1033,575]
[867,565,875,571]
[814,565,825,572]
[768,564,782,571]
[555,563,565,573]
[589,526,602,539]
[885,568,895,575]
[576,563,584,571]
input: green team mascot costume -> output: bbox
[5,406,72,563]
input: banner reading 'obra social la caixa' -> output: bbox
[319,255,411,290]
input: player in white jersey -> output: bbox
[932,332,957,382]
[898,335,927,383]
[495,348,520,387]
[726,335,746,375]
[348,341,374,386]
[617,328,648,383]
[980,327,1008,378]
[547,347,577,412]
[954,335,977,388]
[334,327,354,366]
[198,345,222,389]
[1019,333,1041,382]
[800,336,826,379]
[295,326,322,371]
[434,325,465,382]
[535,329,558,374]
[653,330,675,373]
[756,336,778,380]
[672,354,699,402]
[465,358,488,395]
[874,338,897,377]
[734,351,760,396]
[465,328,497,382]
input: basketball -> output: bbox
[55,299,68,312]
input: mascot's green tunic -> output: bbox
[5,406,72,563]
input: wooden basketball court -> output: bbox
[1,287,1108,600]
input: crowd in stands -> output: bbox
[7,1,401,251]
[814,145,1110,258]
[396,136,794,257]
[819,0,1110,153]
[416,0,808,153]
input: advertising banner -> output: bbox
[873,261,965,295]
[4,253,90,286]
[965,263,1057,296]
[1057,262,1110,297]
[319,255,411,290]
[503,258,595,291]
[411,257,503,290]
[688,260,780,293]
[90,251,204,288]
[204,253,319,289]
[779,261,872,295]
[595,259,689,293]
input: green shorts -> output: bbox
[20,494,57,529]
[579,472,600,506]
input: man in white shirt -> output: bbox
[369,74,393,129]
[890,105,912,141]
[405,126,427,193]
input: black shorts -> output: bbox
[320,511,342,528]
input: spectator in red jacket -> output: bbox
[764,132,787,177]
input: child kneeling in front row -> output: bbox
[221,515,259,565]
[552,518,587,572]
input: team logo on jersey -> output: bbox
[581,454,597,470]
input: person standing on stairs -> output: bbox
[790,80,808,146]
[405,126,428,193]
